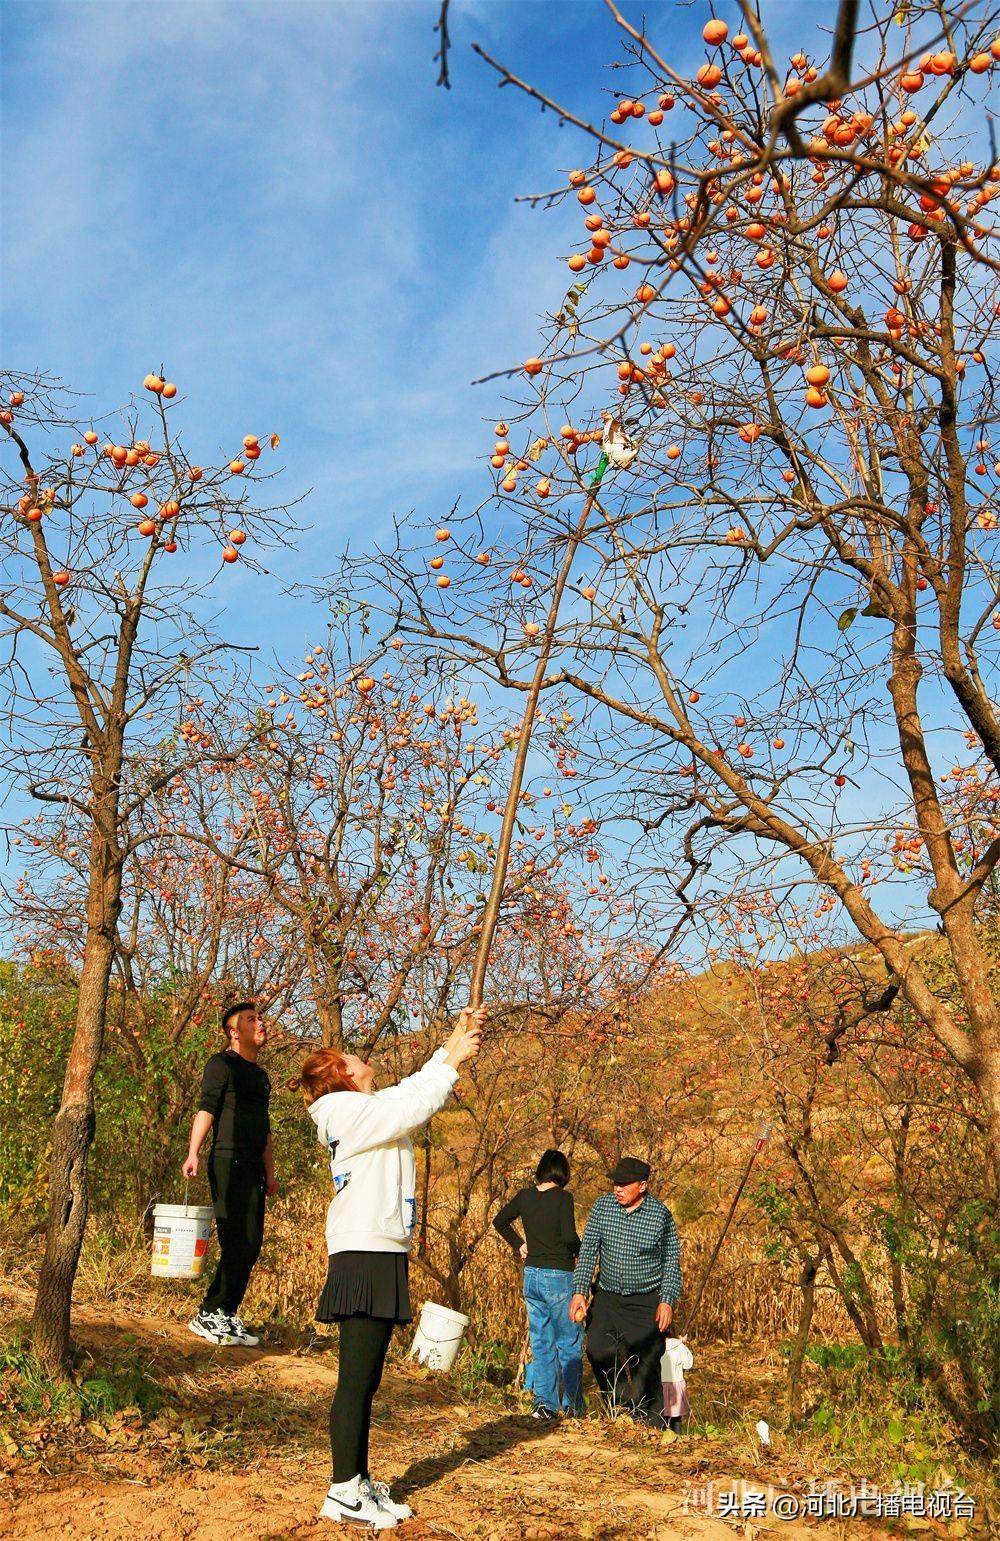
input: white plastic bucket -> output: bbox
[151,1202,214,1280]
[409,1300,469,1371]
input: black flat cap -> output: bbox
[608,1156,650,1185]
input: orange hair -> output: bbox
[300,1047,359,1105]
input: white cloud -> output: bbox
[0,0,655,606]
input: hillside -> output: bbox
[0,1281,907,1541]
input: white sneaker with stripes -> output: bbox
[188,1310,238,1346]
[224,1314,260,1347]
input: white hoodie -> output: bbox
[308,1049,459,1255]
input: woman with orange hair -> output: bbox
[300,1004,485,1531]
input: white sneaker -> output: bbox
[188,1310,238,1346]
[225,1314,260,1347]
[363,1477,413,1521]
[320,1475,397,1529]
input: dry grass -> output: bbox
[0,1164,856,1362]
[17,1181,851,1369]
[459,1225,852,1366]
[0,1176,850,1360]
[3,1215,997,1537]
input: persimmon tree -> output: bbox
[0,371,292,1373]
[114,788,301,1207]
[218,590,646,1049]
[222,631,501,1049]
[8,777,301,1213]
[356,3,1000,1180]
[379,862,674,1310]
[727,927,998,1441]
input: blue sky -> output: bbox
[3,0,978,945]
[3,0,681,618]
[1,0,843,640]
[1,0,958,610]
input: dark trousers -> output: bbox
[201,1151,266,1315]
[586,1287,666,1423]
[330,1316,395,1482]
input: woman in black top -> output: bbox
[493,1150,583,1418]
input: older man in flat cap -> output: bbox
[569,1156,681,1426]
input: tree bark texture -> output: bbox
[32,849,120,1375]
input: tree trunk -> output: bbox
[442,1266,465,1312]
[32,892,118,1375]
[319,993,344,1050]
[303,939,343,1049]
[824,1245,884,1355]
[980,1045,1000,1193]
[787,1256,818,1423]
[444,1228,467,1311]
[32,1100,96,1376]
[890,1114,910,1341]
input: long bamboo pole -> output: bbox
[468,452,609,1008]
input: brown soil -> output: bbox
[0,1291,907,1540]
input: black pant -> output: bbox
[201,1152,266,1315]
[586,1287,666,1423]
[330,1316,395,1482]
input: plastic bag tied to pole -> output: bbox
[600,413,638,469]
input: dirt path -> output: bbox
[0,1296,900,1540]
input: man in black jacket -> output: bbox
[184,1002,277,1346]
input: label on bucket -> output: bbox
[151,1212,213,1280]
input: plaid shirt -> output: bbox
[573,1192,682,1304]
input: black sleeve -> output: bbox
[561,1191,581,1257]
[198,1054,230,1117]
[492,1189,525,1251]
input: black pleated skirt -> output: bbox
[316,1250,413,1324]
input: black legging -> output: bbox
[331,1315,395,1482]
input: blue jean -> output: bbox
[523,1267,584,1413]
